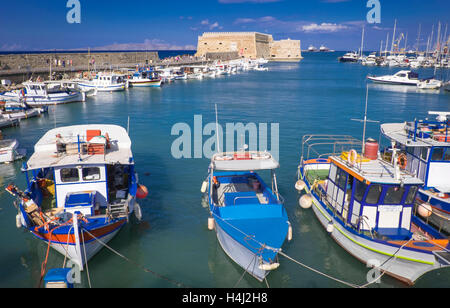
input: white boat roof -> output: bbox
[381,122,450,147]
[211,151,279,171]
[329,155,423,185]
[26,124,133,170]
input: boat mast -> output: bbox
[391,19,397,54]
[360,26,365,59]
[416,23,422,53]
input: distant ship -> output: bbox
[319,45,334,52]
[307,45,317,52]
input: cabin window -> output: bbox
[82,167,101,181]
[398,74,406,77]
[420,148,428,161]
[60,168,80,182]
[444,149,450,161]
[365,184,382,205]
[383,186,405,204]
[336,168,347,190]
[353,180,367,202]
[405,186,418,204]
[431,147,444,161]
[328,164,337,182]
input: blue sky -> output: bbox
[0,0,448,51]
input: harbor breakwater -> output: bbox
[0,50,240,84]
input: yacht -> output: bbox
[367,70,420,86]
[338,52,359,63]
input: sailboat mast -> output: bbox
[360,26,365,58]
[391,19,397,54]
[416,23,422,53]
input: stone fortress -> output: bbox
[196,32,303,62]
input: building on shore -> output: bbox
[196,32,302,62]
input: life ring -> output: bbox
[398,153,407,170]
[347,149,358,166]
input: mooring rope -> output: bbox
[210,210,416,288]
[81,227,189,288]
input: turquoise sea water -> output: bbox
[0,52,449,288]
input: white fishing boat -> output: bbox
[297,134,450,285]
[1,101,47,120]
[367,70,420,86]
[5,124,148,271]
[46,80,97,97]
[0,82,85,106]
[308,45,317,52]
[128,68,162,87]
[77,72,128,92]
[0,115,19,129]
[0,138,26,164]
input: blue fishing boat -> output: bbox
[203,150,291,281]
[297,135,450,285]
[5,124,148,271]
[381,111,450,235]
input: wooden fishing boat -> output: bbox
[296,135,450,285]
[5,124,148,271]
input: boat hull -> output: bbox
[214,219,268,281]
[0,92,85,105]
[30,218,127,270]
[129,80,162,87]
[301,166,449,285]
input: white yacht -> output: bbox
[338,52,359,63]
[367,70,420,86]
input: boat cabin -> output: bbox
[22,125,137,219]
[322,155,422,239]
[208,151,283,210]
[381,114,450,192]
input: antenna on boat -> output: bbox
[215,104,221,153]
[127,116,130,134]
[351,83,379,156]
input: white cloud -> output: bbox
[301,23,349,33]
[91,39,196,51]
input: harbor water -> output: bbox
[0,52,449,288]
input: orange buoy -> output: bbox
[136,184,149,199]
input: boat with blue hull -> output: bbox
[381,111,450,235]
[204,150,291,282]
[296,135,450,285]
[5,124,147,271]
